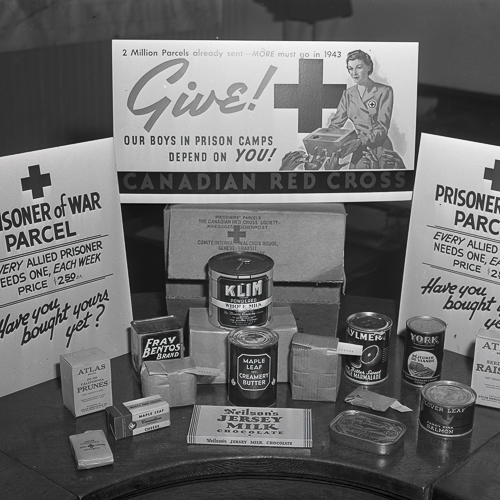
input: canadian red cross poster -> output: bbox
[398,134,500,357]
[0,139,132,397]
[112,40,418,203]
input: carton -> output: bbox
[471,328,500,409]
[164,203,345,332]
[141,357,198,407]
[189,306,297,384]
[60,347,112,417]
[106,395,170,440]
[130,315,184,372]
[290,333,342,402]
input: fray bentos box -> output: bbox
[187,405,312,448]
[130,315,184,372]
[164,203,345,331]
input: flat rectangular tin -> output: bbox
[329,410,406,455]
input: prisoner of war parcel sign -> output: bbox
[398,134,500,357]
[112,40,418,203]
[0,139,132,397]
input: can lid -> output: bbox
[407,316,446,334]
[228,326,278,348]
[208,252,274,276]
[421,380,476,408]
[131,315,182,333]
[347,312,392,332]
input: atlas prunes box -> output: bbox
[60,347,112,417]
[164,203,345,332]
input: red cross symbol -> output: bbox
[484,160,500,192]
[21,164,52,199]
[228,225,246,243]
[274,59,345,133]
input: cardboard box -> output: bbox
[290,333,342,402]
[471,328,500,409]
[141,357,198,407]
[60,347,113,417]
[106,395,170,440]
[164,203,345,332]
[130,315,184,372]
[302,126,357,156]
[189,306,298,384]
[165,203,345,282]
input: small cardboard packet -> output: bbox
[69,430,113,469]
[141,357,220,407]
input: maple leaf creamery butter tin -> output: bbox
[419,380,476,438]
[228,326,278,407]
[344,312,393,384]
[208,251,274,330]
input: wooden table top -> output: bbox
[0,292,498,500]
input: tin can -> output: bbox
[419,380,476,438]
[344,312,392,385]
[403,316,446,386]
[208,252,274,330]
[329,410,406,455]
[227,326,278,407]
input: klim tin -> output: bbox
[344,312,392,384]
[419,380,476,438]
[208,251,274,330]
[403,316,446,386]
[227,326,278,407]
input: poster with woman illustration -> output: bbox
[112,40,418,203]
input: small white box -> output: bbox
[60,347,112,417]
[471,328,500,409]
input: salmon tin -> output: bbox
[419,380,476,438]
[227,326,278,407]
[329,410,406,455]
[208,251,274,330]
[344,312,392,384]
[403,316,446,386]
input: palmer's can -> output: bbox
[403,316,446,386]
[419,381,476,438]
[344,312,392,385]
[228,326,278,407]
[208,252,273,330]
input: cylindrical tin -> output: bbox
[344,312,393,385]
[403,316,447,386]
[419,380,476,438]
[227,326,278,407]
[208,252,274,330]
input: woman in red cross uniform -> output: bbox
[328,49,403,169]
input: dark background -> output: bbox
[2,0,500,301]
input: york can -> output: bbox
[344,312,392,385]
[419,380,476,438]
[227,326,278,407]
[403,316,446,386]
[208,252,273,330]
